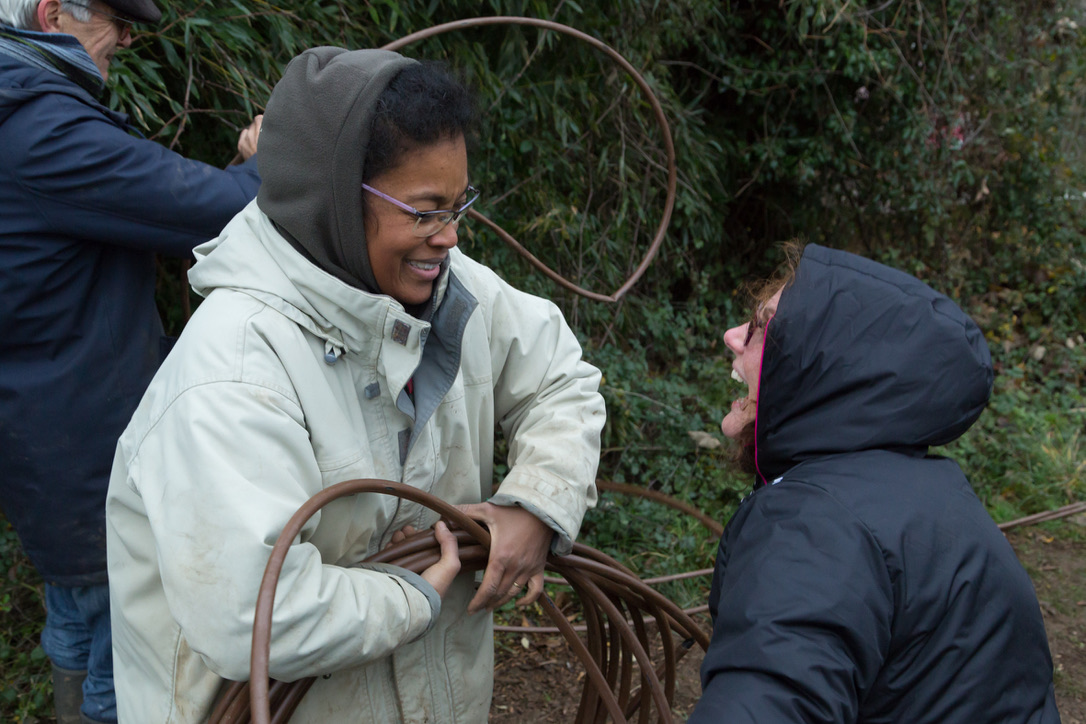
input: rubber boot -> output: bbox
[51,665,86,724]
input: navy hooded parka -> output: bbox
[0,49,260,586]
[690,245,1060,723]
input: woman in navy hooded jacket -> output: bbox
[689,243,1060,723]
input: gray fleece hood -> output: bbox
[256,47,417,291]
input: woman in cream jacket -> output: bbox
[106,48,605,723]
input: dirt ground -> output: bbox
[1011,520,1086,724]
[491,517,1086,723]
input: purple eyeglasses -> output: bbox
[362,184,481,238]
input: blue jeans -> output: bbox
[41,583,117,723]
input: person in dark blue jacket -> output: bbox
[690,243,1061,723]
[0,1,261,721]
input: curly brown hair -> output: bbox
[731,240,805,474]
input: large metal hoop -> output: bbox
[381,17,677,303]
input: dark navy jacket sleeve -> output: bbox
[689,481,893,724]
[0,56,261,585]
[8,88,259,255]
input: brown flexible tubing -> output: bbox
[207,479,708,724]
[511,490,1086,636]
[381,17,676,303]
[187,17,676,323]
[998,501,1086,531]
[513,478,722,635]
[596,480,725,538]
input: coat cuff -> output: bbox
[353,562,440,639]
[488,474,588,556]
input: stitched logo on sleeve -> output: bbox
[392,320,411,345]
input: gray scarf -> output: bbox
[0,24,104,97]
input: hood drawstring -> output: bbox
[323,339,344,365]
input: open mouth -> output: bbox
[729,369,755,409]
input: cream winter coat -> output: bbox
[105,201,605,723]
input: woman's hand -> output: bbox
[419,521,460,599]
[455,503,553,614]
[385,525,417,549]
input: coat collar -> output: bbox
[189,201,469,357]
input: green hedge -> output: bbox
[115,0,1086,551]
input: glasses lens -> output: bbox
[413,215,452,238]
[411,188,480,238]
[84,3,131,29]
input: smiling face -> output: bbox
[720,288,783,439]
[48,0,132,79]
[361,134,470,307]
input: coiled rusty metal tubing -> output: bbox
[372,538,710,721]
[207,479,708,724]
[381,17,677,304]
[500,479,720,637]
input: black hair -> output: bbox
[362,61,477,183]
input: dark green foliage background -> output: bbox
[3,1,1084,718]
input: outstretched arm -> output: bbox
[484,273,605,550]
[455,257,606,613]
[9,96,260,256]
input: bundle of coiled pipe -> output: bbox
[207,479,711,724]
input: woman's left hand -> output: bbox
[384,525,417,549]
[455,502,553,614]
